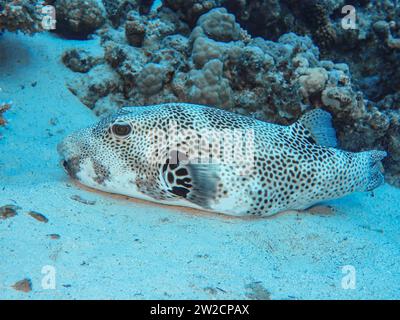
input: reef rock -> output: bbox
[103,0,155,26]
[54,0,106,38]
[62,48,103,73]
[0,0,46,33]
[163,0,222,26]
[67,64,121,109]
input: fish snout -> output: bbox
[57,137,83,179]
[60,158,79,178]
[57,139,68,158]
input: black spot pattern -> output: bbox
[61,103,383,217]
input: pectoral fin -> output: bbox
[161,150,220,209]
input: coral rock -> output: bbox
[103,0,155,26]
[187,59,233,108]
[196,8,243,42]
[125,11,146,47]
[67,64,121,108]
[298,67,328,99]
[163,0,222,26]
[137,63,167,96]
[0,0,44,33]
[192,36,224,68]
[55,0,106,38]
[62,49,102,73]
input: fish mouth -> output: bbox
[59,157,81,179]
[57,139,81,179]
[61,159,74,177]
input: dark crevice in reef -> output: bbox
[103,0,156,27]
[223,0,291,41]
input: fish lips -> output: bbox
[57,140,81,179]
[60,158,79,179]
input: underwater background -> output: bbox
[0,0,400,299]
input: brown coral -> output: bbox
[163,0,222,26]
[298,0,337,50]
[125,12,146,47]
[55,0,106,38]
[102,0,155,26]
[0,0,44,33]
[62,49,102,73]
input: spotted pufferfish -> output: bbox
[58,103,387,217]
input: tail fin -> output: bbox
[358,150,387,192]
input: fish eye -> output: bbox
[111,123,132,137]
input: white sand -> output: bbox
[0,32,399,299]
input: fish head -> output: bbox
[57,108,145,191]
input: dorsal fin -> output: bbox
[160,150,219,209]
[293,109,338,148]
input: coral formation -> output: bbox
[125,11,146,46]
[54,0,106,38]
[163,0,222,26]
[196,7,243,42]
[66,64,121,109]
[62,49,102,73]
[103,0,155,26]
[220,0,400,103]
[0,0,46,33]
[62,2,400,185]
[373,20,400,50]
[184,58,233,108]
[164,0,398,103]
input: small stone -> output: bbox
[12,278,32,293]
[306,205,336,216]
[62,49,98,73]
[28,211,49,223]
[0,205,19,219]
[70,195,96,205]
[47,234,61,240]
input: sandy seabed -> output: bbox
[0,32,399,300]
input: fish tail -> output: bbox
[356,150,387,192]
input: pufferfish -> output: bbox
[58,103,387,217]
